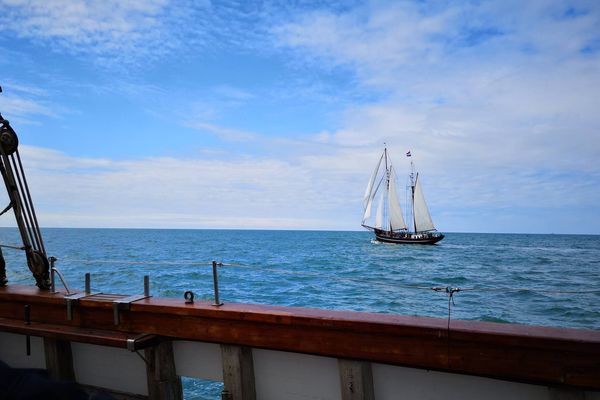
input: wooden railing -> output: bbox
[1,284,599,399]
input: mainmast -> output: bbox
[383,144,390,231]
[410,160,416,233]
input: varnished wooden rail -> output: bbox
[1,284,599,390]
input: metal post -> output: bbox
[85,273,91,294]
[221,390,232,400]
[50,259,56,293]
[24,304,31,356]
[144,275,150,297]
[113,303,120,325]
[212,261,223,306]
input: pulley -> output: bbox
[0,121,18,155]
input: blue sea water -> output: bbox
[2,228,599,398]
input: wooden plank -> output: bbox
[43,337,75,381]
[0,316,159,349]
[145,341,182,400]
[338,359,374,400]
[221,344,256,400]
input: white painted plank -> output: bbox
[373,363,548,400]
[0,332,45,369]
[173,340,223,381]
[253,349,341,400]
[71,342,147,395]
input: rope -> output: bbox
[0,243,26,251]
[51,267,71,295]
[0,202,12,217]
[444,286,600,295]
[51,258,600,296]
[441,287,460,368]
[59,258,241,267]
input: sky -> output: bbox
[0,0,599,234]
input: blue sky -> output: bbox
[0,0,599,233]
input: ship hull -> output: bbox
[374,229,444,245]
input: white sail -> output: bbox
[387,168,407,230]
[363,153,383,209]
[413,174,435,232]
[362,194,374,223]
[374,190,385,229]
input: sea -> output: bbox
[2,228,599,399]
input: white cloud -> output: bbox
[267,1,600,233]
[274,3,600,167]
[0,0,280,68]
[184,120,257,142]
[0,95,55,120]
[1,1,162,44]
[6,145,363,230]
[1,1,599,233]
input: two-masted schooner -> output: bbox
[362,147,444,244]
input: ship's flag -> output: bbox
[406,151,411,157]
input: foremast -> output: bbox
[362,146,407,233]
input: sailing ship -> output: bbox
[362,147,444,244]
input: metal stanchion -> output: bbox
[212,261,223,306]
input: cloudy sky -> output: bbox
[0,0,598,233]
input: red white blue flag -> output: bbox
[406,151,411,157]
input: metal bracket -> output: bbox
[64,291,99,320]
[24,304,31,356]
[61,272,102,320]
[113,276,151,325]
[126,333,155,352]
[113,294,149,325]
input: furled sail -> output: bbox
[387,168,406,230]
[413,174,435,232]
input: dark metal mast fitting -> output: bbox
[0,87,51,289]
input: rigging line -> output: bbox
[51,267,71,295]
[455,286,600,294]
[0,151,34,252]
[442,287,459,369]
[371,174,385,201]
[0,243,26,250]
[9,153,40,251]
[227,264,600,296]
[15,151,46,254]
[49,259,600,295]
[60,258,241,266]
[229,263,452,292]
[0,202,12,217]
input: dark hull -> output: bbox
[374,230,444,245]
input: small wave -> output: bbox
[477,315,512,324]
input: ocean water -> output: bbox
[2,228,599,398]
